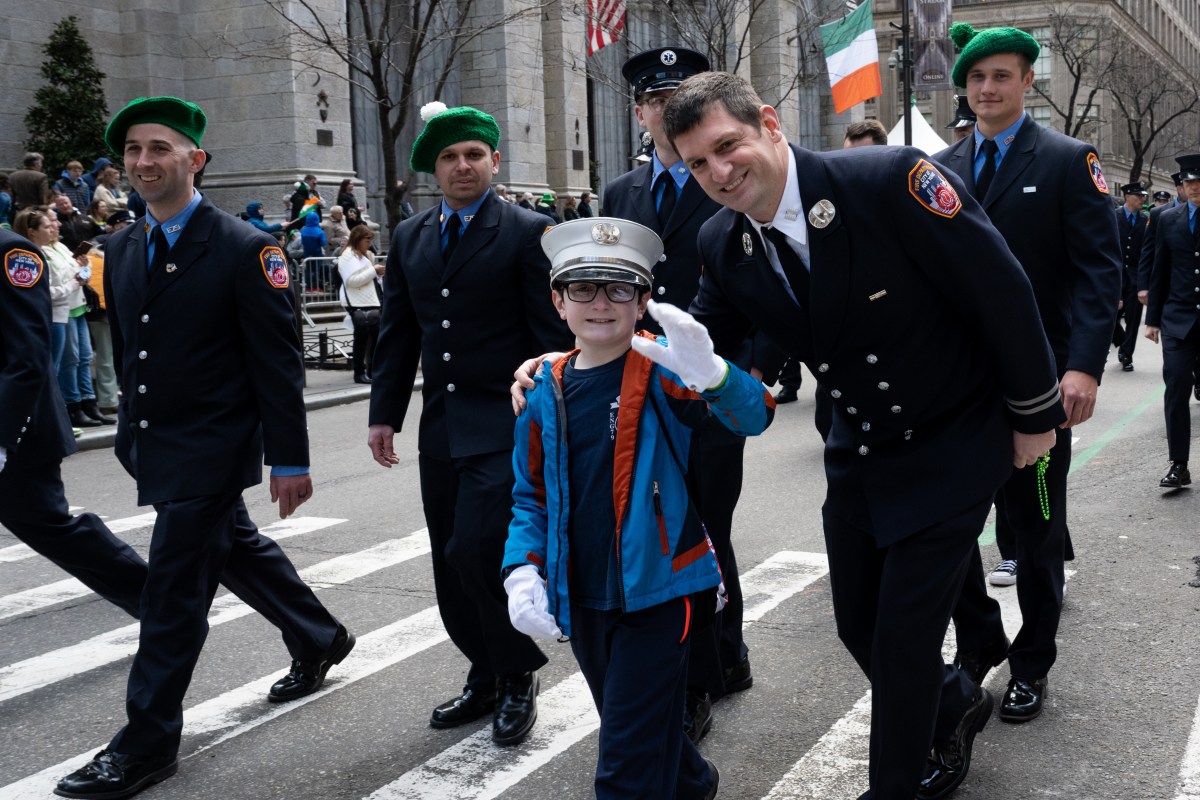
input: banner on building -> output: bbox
[820,0,882,115]
[913,0,953,91]
[586,0,626,56]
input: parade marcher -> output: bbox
[661,70,1065,800]
[1113,182,1149,371]
[504,217,773,800]
[945,95,977,142]
[936,24,1121,733]
[54,97,355,800]
[1143,153,1200,488]
[602,46,785,742]
[367,102,572,746]
[1139,172,1184,307]
[1153,189,1172,207]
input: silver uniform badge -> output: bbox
[742,232,753,256]
[808,200,836,229]
[165,263,177,273]
[661,50,677,66]
[592,222,621,245]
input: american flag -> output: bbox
[586,0,626,56]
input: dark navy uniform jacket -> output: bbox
[691,144,1065,545]
[936,114,1121,379]
[1139,203,1172,292]
[1115,206,1148,296]
[1146,203,1200,338]
[369,190,572,459]
[1,229,75,469]
[104,196,309,505]
[604,162,784,379]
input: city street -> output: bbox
[3,341,1199,800]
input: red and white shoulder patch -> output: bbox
[5,248,44,289]
[907,159,962,219]
[259,246,290,289]
[1086,152,1109,194]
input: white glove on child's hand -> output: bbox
[630,301,729,392]
[503,565,562,639]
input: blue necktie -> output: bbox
[1190,211,1196,235]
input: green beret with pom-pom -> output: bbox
[950,23,1039,88]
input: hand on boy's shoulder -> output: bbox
[511,351,566,415]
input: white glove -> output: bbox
[630,301,729,392]
[0,446,6,474]
[503,565,562,639]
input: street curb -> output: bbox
[73,381,392,453]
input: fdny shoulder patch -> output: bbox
[1086,152,1109,194]
[907,159,962,219]
[5,248,44,289]
[259,246,290,289]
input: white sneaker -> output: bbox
[988,559,1017,586]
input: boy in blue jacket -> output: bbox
[503,217,774,799]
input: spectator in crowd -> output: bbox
[0,174,14,227]
[337,178,359,213]
[344,206,365,230]
[290,173,323,224]
[518,191,535,211]
[127,189,146,218]
[285,228,305,264]
[494,183,512,203]
[562,195,579,220]
[10,152,53,212]
[93,165,128,211]
[337,224,383,384]
[843,119,889,147]
[82,156,113,193]
[323,205,351,254]
[14,209,69,370]
[76,240,119,415]
[52,193,99,252]
[387,178,415,220]
[535,192,561,223]
[245,201,291,234]
[578,191,594,217]
[91,208,133,250]
[85,198,111,230]
[300,212,328,290]
[55,160,92,209]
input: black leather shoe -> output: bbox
[1122,361,1134,372]
[55,749,178,799]
[722,655,753,693]
[430,686,496,728]
[353,372,372,384]
[684,689,714,743]
[916,687,993,800]
[999,676,1047,723]
[81,399,117,425]
[1160,462,1192,489]
[493,672,538,745]
[267,624,356,702]
[67,402,102,428]
[774,386,799,404]
[952,634,1010,685]
[702,757,720,800]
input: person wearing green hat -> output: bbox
[367,101,571,747]
[535,191,562,223]
[935,22,1121,777]
[54,96,355,800]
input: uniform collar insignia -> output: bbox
[1003,134,1016,146]
[808,199,836,229]
[165,264,177,273]
[784,207,800,222]
[742,232,753,256]
[164,223,182,235]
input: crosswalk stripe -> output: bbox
[0,606,449,800]
[0,511,160,564]
[0,531,429,703]
[0,517,349,622]
[760,569,1076,799]
[365,550,831,800]
[1174,692,1200,799]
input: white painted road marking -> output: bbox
[0,511,159,563]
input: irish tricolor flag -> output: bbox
[820,0,883,114]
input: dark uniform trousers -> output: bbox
[1114,208,1147,365]
[570,600,715,800]
[102,197,342,757]
[1162,326,1200,460]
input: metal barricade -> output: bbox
[298,256,342,327]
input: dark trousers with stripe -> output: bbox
[419,451,547,694]
[110,493,340,757]
[824,494,986,800]
[571,599,717,800]
[0,459,146,618]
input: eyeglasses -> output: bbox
[564,282,638,303]
[639,95,671,112]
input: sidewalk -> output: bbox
[74,366,400,453]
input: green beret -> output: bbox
[950,23,1039,88]
[410,103,501,174]
[104,96,207,157]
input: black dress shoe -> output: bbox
[999,676,1047,723]
[67,402,103,428]
[430,686,496,728]
[55,749,178,799]
[684,689,714,744]
[722,655,753,694]
[493,672,538,745]
[353,372,372,384]
[1122,361,1134,372]
[916,687,993,800]
[952,634,1010,685]
[268,624,356,702]
[1160,462,1192,489]
[774,386,799,404]
[702,757,720,800]
[81,399,117,425]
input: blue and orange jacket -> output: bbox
[504,331,775,639]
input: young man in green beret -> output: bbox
[54,97,354,800]
[935,23,1120,791]
[368,103,571,746]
